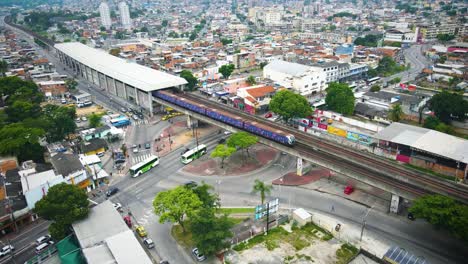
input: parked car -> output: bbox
[192,248,206,261]
[121,107,127,113]
[133,146,139,153]
[264,112,273,118]
[132,114,139,120]
[184,181,198,188]
[35,241,54,255]
[344,185,354,195]
[145,143,151,149]
[143,238,154,249]
[113,203,122,212]
[36,235,51,245]
[75,118,81,123]
[106,187,119,197]
[135,226,147,237]
[0,245,14,257]
[218,138,226,144]
[81,116,87,121]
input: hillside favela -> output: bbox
[0,0,467,264]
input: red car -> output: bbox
[264,112,273,118]
[344,185,354,195]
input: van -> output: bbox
[35,241,54,254]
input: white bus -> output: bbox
[129,155,159,177]
[366,77,381,85]
[181,144,207,164]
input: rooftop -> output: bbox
[55,42,187,92]
[265,60,311,76]
[375,123,468,163]
[50,153,84,177]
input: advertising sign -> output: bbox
[346,131,359,141]
[318,123,328,130]
[255,198,279,220]
[327,126,347,137]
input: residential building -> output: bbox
[309,61,343,83]
[80,138,108,156]
[80,125,112,141]
[233,52,256,70]
[234,85,275,114]
[50,153,90,191]
[99,1,112,29]
[263,60,327,99]
[384,28,417,43]
[118,1,132,30]
[37,80,67,96]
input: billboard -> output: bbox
[346,131,372,145]
[327,126,347,137]
[255,198,279,220]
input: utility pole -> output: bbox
[266,201,270,234]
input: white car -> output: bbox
[133,147,139,153]
[113,203,122,211]
[81,116,87,121]
[0,245,14,257]
[36,235,51,245]
[192,248,206,261]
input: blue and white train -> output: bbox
[154,91,295,146]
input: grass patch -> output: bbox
[233,221,334,252]
[219,207,255,214]
[405,163,456,181]
[336,243,359,264]
[171,223,194,249]
[229,217,248,225]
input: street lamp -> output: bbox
[360,204,375,242]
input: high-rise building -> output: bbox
[99,1,112,29]
[118,1,132,30]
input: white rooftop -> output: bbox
[19,169,58,192]
[375,122,468,163]
[55,42,187,92]
[293,208,311,220]
[265,60,311,76]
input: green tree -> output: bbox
[409,195,468,241]
[436,34,455,42]
[423,116,441,129]
[220,38,232,45]
[0,60,8,77]
[0,123,44,157]
[0,77,44,105]
[153,186,202,232]
[41,105,77,142]
[211,144,236,168]
[370,84,380,92]
[100,26,106,31]
[269,90,312,121]
[189,31,197,41]
[191,207,233,256]
[218,64,235,79]
[65,78,78,90]
[428,91,468,123]
[88,113,102,128]
[162,20,168,27]
[190,182,220,209]
[246,75,256,85]
[180,70,198,91]
[388,103,404,122]
[34,183,89,239]
[227,131,258,157]
[252,179,272,204]
[325,82,355,115]
[5,100,42,122]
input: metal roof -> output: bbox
[265,60,311,76]
[375,123,468,163]
[54,42,187,92]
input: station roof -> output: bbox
[55,42,187,92]
[375,122,468,163]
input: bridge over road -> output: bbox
[153,91,468,207]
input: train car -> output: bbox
[154,91,177,104]
[244,121,295,145]
[206,108,244,129]
[177,98,207,115]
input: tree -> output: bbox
[34,183,89,239]
[428,91,468,123]
[189,31,197,41]
[88,113,102,128]
[218,64,235,79]
[370,85,380,92]
[0,77,44,105]
[409,195,468,241]
[65,78,78,90]
[436,34,455,42]
[153,186,202,232]
[0,60,8,77]
[220,38,232,45]
[41,105,77,142]
[100,26,106,31]
[5,100,42,123]
[211,144,236,168]
[246,75,256,85]
[162,20,168,27]
[388,103,404,122]
[269,90,312,121]
[325,82,355,115]
[109,48,121,57]
[252,179,272,205]
[227,131,258,157]
[0,123,44,157]
[190,182,220,209]
[191,207,233,256]
[423,116,441,129]
[180,70,198,91]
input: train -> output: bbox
[154,90,296,146]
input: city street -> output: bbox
[383,44,431,84]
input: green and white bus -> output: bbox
[181,144,207,164]
[129,155,159,177]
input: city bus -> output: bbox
[181,144,207,164]
[129,155,159,177]
[110,116,131,128]
[366,77,381,85]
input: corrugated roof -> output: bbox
[54,42,187,92]
[265,60,311,76]
[375,123,468,163]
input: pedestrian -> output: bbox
[331,205,335,212]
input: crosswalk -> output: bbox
[133,119,149,126]
[132,153,152,164]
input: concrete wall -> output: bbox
[115,80,125,98]
[106,76,117,95]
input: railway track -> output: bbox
[180,92,468,201]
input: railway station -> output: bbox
[54,42,187,116]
